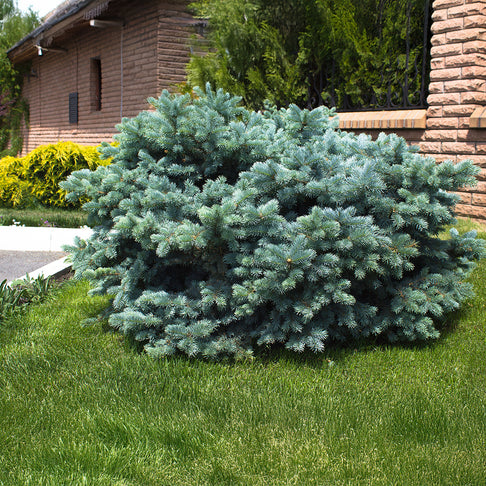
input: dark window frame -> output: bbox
[69,92,78,124]
[90,57,102,112]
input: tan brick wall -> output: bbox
[421,0,486,220]
[157,1,194,93]
[341,1,486,221]
[18,0,191,154]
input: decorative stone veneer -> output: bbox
[421,0,486,220]
[339,1,486,220]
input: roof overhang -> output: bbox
[7,0,116,64]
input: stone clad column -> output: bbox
[422,0,486,219]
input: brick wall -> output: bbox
[18,0,192,154]
[420,0,486,220]
[339,1,486,221]
[157,1,194,92]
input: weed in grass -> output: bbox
[0,279,25,320]
[0,274,54,326]
[41,218,57,227]
[11,274,54,303]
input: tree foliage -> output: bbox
[187,0,429,110]
[61,87,485,359]
[0,0,39,156]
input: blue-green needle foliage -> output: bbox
[61,85,486,359]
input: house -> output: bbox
[7,0,486,221]
[7,0,203,153]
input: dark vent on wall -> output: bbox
[69,92,78,124]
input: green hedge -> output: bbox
[187,0,429,110]
[0,142,110,208]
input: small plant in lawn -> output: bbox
[0,275,54,325]
[0,279,25,321]
[41,218,56,227]
[11,274,53,304]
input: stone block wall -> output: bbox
[340,0,486,221]
[421,0,486,220]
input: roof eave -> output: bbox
[7,0,105,64]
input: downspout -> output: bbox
[120,25,124,121]
[88,18,125,122]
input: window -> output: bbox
[90,57,102,111]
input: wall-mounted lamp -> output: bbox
[89,19,124,28]
[35,44,68,56]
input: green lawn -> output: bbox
[0,207,87,228]
[0,258,485,484]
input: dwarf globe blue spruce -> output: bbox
[61,85,485,359]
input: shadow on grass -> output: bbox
[110,328,455,371]
[74,276,480,371]
[94,303,472,371]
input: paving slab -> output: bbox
[0,250,67,283]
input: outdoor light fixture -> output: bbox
[89,19,124,28]
[35,45,67,55]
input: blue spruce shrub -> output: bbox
[61,85,486,358]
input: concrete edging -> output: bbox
[9,256,72,285]
[0,226,93,252]
[1,226,93,284]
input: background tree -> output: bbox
[0,0,39,156]
[187,0,429,110]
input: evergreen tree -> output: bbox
[187,0,429,110]
[61,86,485,359]
[0,0,39,155]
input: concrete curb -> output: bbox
[9,256,72,285]
[1,226,93,284]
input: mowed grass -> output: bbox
[0,225,485,484]
[0,206,87,228]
